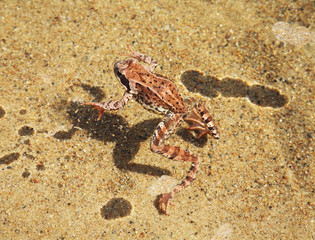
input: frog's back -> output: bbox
[125,62,186,114]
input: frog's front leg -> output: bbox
[125,45,158,72]
[82,91,133,120]
[150,113,199,215]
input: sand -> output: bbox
[0,0,314,239]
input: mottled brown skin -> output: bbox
[82,46,219,215]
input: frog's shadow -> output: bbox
[59,101,206,176]
[181,70,288,108]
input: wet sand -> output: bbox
[0,0,314,239]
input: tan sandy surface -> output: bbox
[0,0,314,239]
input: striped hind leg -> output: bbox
[196,103,219,139]
[185,102,220,139]
[150,113,199,215]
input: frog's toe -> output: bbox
[159,193,174,215]
[82,102,105,120]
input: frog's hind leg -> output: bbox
[196,103,219,139]
[150,113,199,215]
[185,107,211,139]
[185,103,219,139]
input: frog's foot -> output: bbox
[159,192,174,215]
[118,44,137,58]
[185,107,211,138]
[82,93,132,120]
[185,102,219,139]
[81,102,105,121]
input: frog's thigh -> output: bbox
[151,113,183,148]
[150,113,198,165]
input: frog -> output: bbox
[82,45,219,215]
